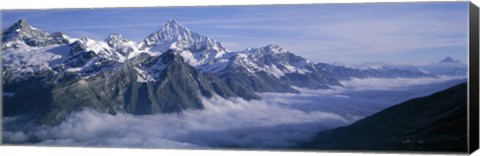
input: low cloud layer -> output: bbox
[339,76,464,91]
[263,77,465,118]
[2,96,350,148]
[2,77,465,149]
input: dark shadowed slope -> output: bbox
[301,82,467,152]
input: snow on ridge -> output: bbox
[1,44,70,81]
[139,19,230,68]
[220,44,316,78]
[133,67,156,83]
[2,19,321,81]
[3,19,233,71]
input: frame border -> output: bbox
[469,1,479,154]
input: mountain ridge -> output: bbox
[300,82,467,152]
[1,19,465,125]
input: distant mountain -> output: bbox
[315,62,434,80]
[315,57,468,80]
[1,19,460,125]
[418,57,467,76]
[208,44,342,93]
[353,61,392,70]
[301,82,467,152]
[439,56,457,63]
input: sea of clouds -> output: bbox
[2,77,466,149]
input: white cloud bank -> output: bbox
[2,77,465,149]
[2,96,350,149]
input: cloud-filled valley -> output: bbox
[3,94,350,148]
[2,77,466,149]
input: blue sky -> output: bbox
[1,2,469,65]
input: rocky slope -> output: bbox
[301,82,467,152]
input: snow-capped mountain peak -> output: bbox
[105,33,126,42]
[3,19,46,40]
[141,19,226,51]
[9,19,31,30]
[416,56,467,76]
[439,56,458,63]
[141,19,194,49]
[68,36,128,63]
[244,44,289,55]
[354,62,392,70]
[1,19,61,48]
[140,19,228,67]
[164,19,186,31]
[105,33,139,57]
[218,44,317,80]
[79,36,92,42]
[261,44,288,54]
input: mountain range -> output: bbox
[1,19,467,124]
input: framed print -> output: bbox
[1,1,479,154]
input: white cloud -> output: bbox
[2,77,465,148]
[260,77,465,119]
[338,76,463,91]
[2,95,350,148]
[2,131,28,143]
